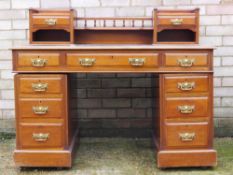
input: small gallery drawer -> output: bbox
[16,52,60,70]
[32,15,70,28]
[16,74,66,95]
[165,97,209,118]
[18,122,64,149]
[165,122,209,148]
[66,53,159,69]
[158,15,196,26]
[164,53,209,69]
[18,98,64,119]
[164,75,210,93]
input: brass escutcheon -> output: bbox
[44,18,57,26]
[32,133,49,142]
[128,58,145,67]
[177,82,195,91]
[178,58,194,67]
[179,132,195,141]
[32,106,48,115]
[178,105,195,114]
[32,83,48,92]
[79,58,96,67]
[31,58,47,67]
[170,18,183,25]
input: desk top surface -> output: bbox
[12,44,215,50]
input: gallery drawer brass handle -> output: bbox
[178,105,195,114]
[79,58,96,67]
[177,82,195,91]
[44,18,57,26]
[32,106,48,115]
[31,58,47,67]
[178,58,194,67]
[128,58,145,67]
[32,83,48,92]
[32,133,49,142]
[179,132,195,142]
[170,18,183,25]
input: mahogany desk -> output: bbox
[12,44,217,168]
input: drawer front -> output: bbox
[164,53,209,69]
[32,15,70,28]
[113,54,159,68]
[158,16,196,26]
[165,97,209,118]
[18,98,64,119]
[19,122,64,149]
[67,54,111,67]
[66,53,158,69]
[164,75,209,93]
[16,52,60,70]
[165,122,209,148]
[17,74,65,95]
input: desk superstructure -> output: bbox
[12,8,216,168]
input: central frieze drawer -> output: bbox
[16,74,66,96]
[164,97,209,118]
[164,74,210,94]
[18,122,64,149]
[18,98,65,119]
[165,122,209,149]
[66,54,159,69]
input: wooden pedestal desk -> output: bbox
[12,8,216,169]
[12,44,217,168]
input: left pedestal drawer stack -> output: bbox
[14,74,75,167]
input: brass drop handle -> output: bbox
[44,18,57,26]
[32,133,49,142]
[32,83,48,92]
[177,82,195,91]
[32,106,48,115]
[31,58,47,67]
[129,58,145,67]
[178,58,194,67]
[179,132,195,142]
[79,58,96,67]
[170,18,183,25]
[178,105,195,114]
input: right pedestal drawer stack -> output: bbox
[156,52,216,167]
